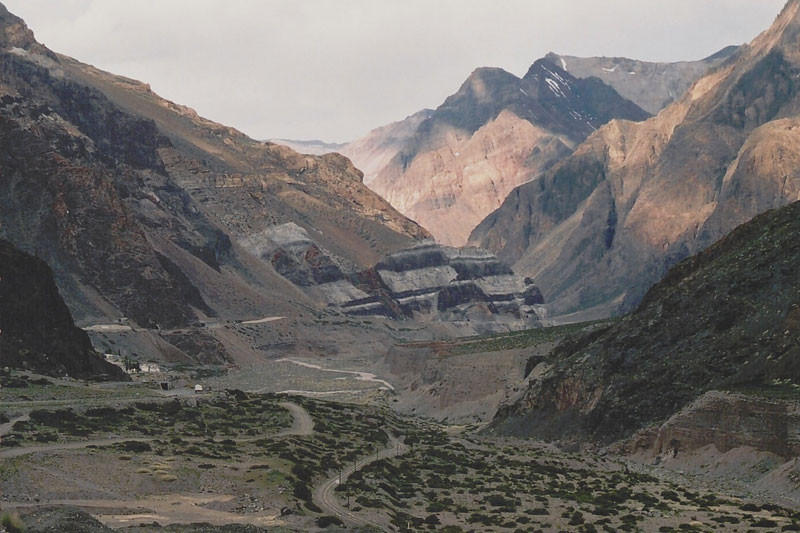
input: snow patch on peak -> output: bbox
[545,78,565,98]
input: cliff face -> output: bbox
[491,199,800,447]
[368,242,543,331]
[0,4,430,364]
[247,224,544,333]
[472,0,800,319]
[364,61,649,246]
[0,240,127,380]
[621,391,800,461]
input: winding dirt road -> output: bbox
[0,414,29,437]
[276,401,314,437]
[275,358,395,391]
[313,434,408,532]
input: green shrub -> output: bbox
[661,490,680,501]
[118,440,151,453]
[315,515,344,528]
[751,518,778,528]
[1,511,25,533]
[569,511,585,525]
[293,481,312,501]
[526,507,548,515]
[424,514,440,525]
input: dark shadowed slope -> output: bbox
[492,200,800,446]
[0,240,128,380]
[0,2,428,356]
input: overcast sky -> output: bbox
[3,0,787,142]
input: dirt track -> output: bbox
[313,434,408,531]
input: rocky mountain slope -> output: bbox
[249,223,544,332]
[545,46,738,114]
[0,240,127,380]
[275,51,730,250]
[0,3,432,364]
[471,0,800,319]
[338,109,434,186]
[368,61,649,246]
[491,199,800,448]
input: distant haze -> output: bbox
[3,0,786,142]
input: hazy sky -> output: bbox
[3,0,787,142]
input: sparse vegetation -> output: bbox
[3,390,796,531]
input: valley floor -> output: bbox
[2,372,800,533]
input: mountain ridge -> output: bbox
[544,45,738,114]
[0,2,434,365]
[366,58,649,246]
[471,0,800,319]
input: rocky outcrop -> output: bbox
[369,243,543,330]
[490,199,800,447]
[252,226,544,331]
[0,240,127,380]
[471,0,800,319]
[545,46,738,115]
[621,391,800,461]
[369,62,649,246]
[0,89,207,329]
[239,223,373,308]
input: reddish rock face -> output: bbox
[362,61,649,247]
[646,392,800,460]
[372,110,573,246]
[615,391,800,474]
[340,109,434,188]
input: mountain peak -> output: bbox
[523,57,570,81]
[0,2,52,57]
[746,0,800,58]
[701,44,739,62]
[455,67,520,103]
[0,2,35,50]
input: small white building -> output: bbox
[140,363,161,373]
[194,384,204,393]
